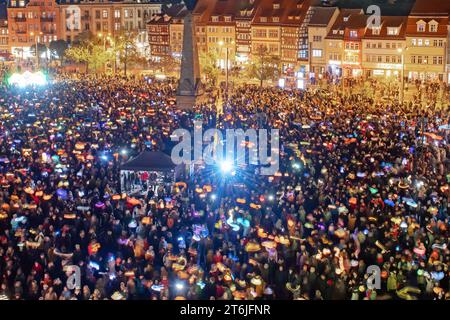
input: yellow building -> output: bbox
[325,9,364,80]
[308,6,339,80]
[361,16,407,80]
[169,13,185,59]
[404,0,448,83]
[59,0,161,56]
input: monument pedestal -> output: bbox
[175,94,200,110]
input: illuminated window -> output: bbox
[312,49,322,57]
[387,27,398,35]
[349,30,357,38]
[429,23,437,32]
[102,10,108,18]
[372,28,380,35]
[114,10,120,18]
[417,23,425,32]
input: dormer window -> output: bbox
[339,30,344,35]
[332,30,338,34]
[349,30,358,38]
[429,20,438,32]
[416,20,426,32]
[273,17,279,22]
[212,16,219,22]
[343,16,349,22]
[372,28,381,35]
[387,27,398,35]
[224,16,231,22]
[260,17,267,22]
[273,3,280,9]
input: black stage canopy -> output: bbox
[121,151,176,172]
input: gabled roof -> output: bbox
[308,6,338,26]
[363,16,407,40]
[325,9,364,40]
[405,16,448,37]
[409,0,450,16]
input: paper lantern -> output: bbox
[276,236,290,245]
[124,271,135,277]
[75,142,86,150]
[203,185,212,193]
[245,242,261,253]
[23,186,34,194]
[64,213,76,219]
[56,189,68,200]
[251,276,263,286]
[236,198,246,204]
[335,229,346,238]
[10,195,19,201]
[142,217,152,225]
[112,194,121,201]
[95,202,105,209]
[175,182,187,189]
[250,203,261,210]
[127,198,141,206]
[349,198,357,205]
[261,241,277,249]
[0,212,8,220]
[195,187,203,194]
[43,194,52,201]
[34,191,43,197]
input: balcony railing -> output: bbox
[14,17,27,22]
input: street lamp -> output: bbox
[219,40,235,103]
[397,48,405,104]
[30,31,42,69]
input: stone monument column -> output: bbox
[176,1,203,110]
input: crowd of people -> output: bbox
[0,73,448,300]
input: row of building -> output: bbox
[0,0,163,59]
[148,0,450,85]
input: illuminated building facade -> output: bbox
[147,4,186,62]
[0,3,9,55]
[7,0,61,58]
[361,16,407,80]
[404,0,449,83]
[58,0,161,56]
[324,9,363,80]
[308,6,339,81]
